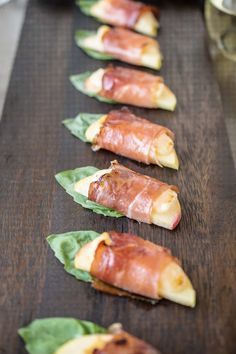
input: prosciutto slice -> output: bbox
[95,330,160,354]
[96,0,158,28]
[100,66,164,108]
[94,107,174,164]
[102,27,159,65]
[88,161,177,223]
[90,231,177,300]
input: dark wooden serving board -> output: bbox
[0,1,236,353]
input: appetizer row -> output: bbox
[63,107,179,169]
[47,230,196,307]
[19,318,162,354]
[78,0,159,37]
[76,25,162,70]
[55,160,181,230]
[71,65,176,110]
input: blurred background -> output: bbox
[0,0,235,161]
[0,0,27,118]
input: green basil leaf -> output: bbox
[75,30,114,60]
[76,0,98,16]
[63,113,103,142]
[47,230,100,282]
[18,317,106,354]
[55,166,123,218]
[70,72,116,104]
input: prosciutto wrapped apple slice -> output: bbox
[47,230,196,307]
[74,161,181,230]
[82,107,179,169]
[78,0,159,37]
[76,26,162,70]
[75,231,196,307]
[70,66,176,110]
[19,318,161,354]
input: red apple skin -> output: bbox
[171,212,181,230]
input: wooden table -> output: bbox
[0,1,236,353]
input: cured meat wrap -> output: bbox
[71,66,177,110]
[78,0,159,36]
[79,107,179,169]
[76,26,162,69]
[74,160,181,230]
[74,231,196,307]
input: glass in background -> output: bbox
[205,0,236,61]
[205,0,236,164]
[0,0,11,5]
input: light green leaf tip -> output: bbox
[47,230,100,282]
[76,0,98,16]
[63,113,103,142]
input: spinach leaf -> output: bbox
[47,230,100,282]
[70,72,116,104]
[55,166,123,218]
[75,30,114,60]
[19,317,106,354]
[63,113,102,142]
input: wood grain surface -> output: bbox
[0,1,236,353]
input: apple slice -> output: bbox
[151,189,181,230]
[83,25,109,53]
[159,262,196,308]
[55,334,113,354]
[75,232,110,272]
[85,115,107,143]
[134,10,159,36]
[154,84,177,112]
[149,133,179,170]
[141,42,162,70]
[74,169,112,198]
[85,68,105,94]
